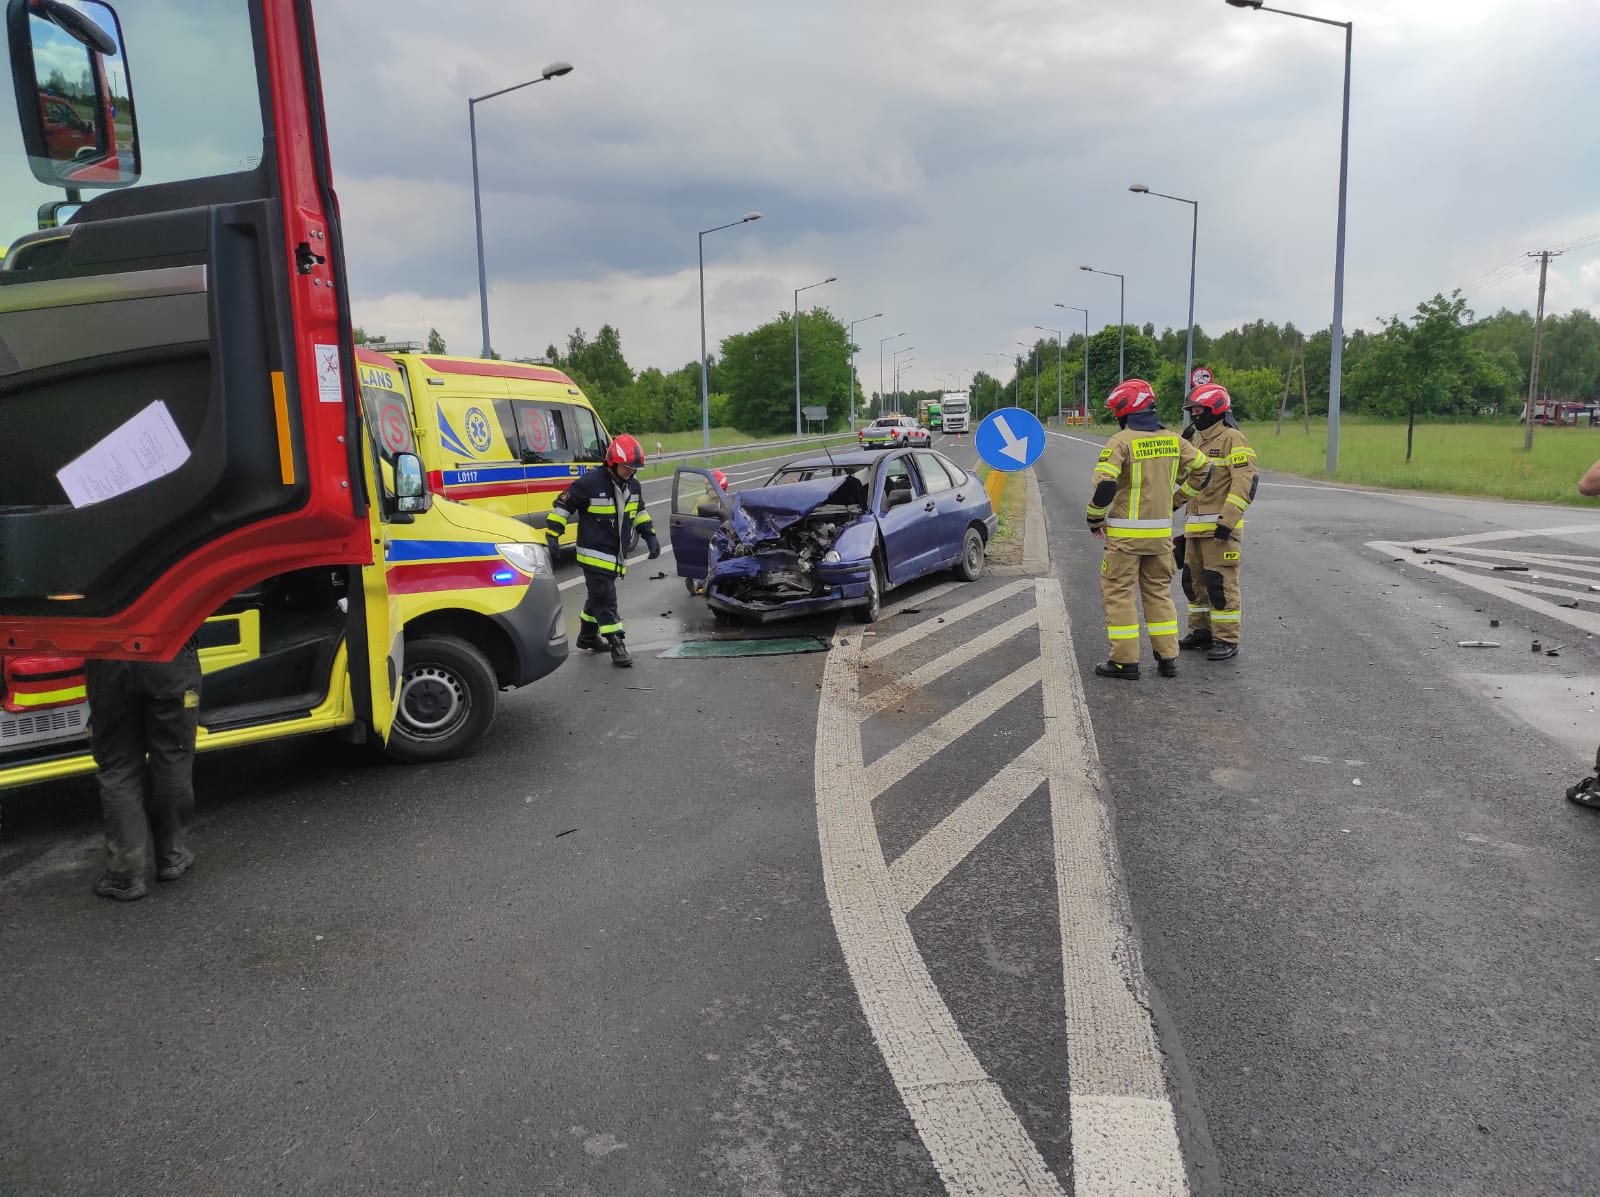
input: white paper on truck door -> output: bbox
[55,400,191,508]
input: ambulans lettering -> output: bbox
[360,366,396,390]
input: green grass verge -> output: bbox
[1252,419,1600,504]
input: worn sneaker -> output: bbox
[1093,660,1140,681]
[1177,629,1213,651]
[609,639,633,668]
[94,872,148,902]
[157,849,195,882]
[1206,641,1239,661]
[1156,657,1178,678]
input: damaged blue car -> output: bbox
[668,448,996,624]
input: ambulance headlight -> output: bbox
[497,542,553,579]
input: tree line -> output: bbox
[351,294,1600,438]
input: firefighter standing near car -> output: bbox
[1174,384,1257,661]
[84,637,203,901]
[1086,379,1211,680]
[545,434,659,668]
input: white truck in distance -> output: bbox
[940,392,971,433]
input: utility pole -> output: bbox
[1524,249,1561,452]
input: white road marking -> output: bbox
[888,750,1048,912]
[863,658,1045,798]
[884,580,964,620]
[1386,557,1600,636]
[1035,576,1188,1195]
[856,607,1040,718]
[815,637,1069,1195]
[865,578,1036,662]
[1045,430,1102,446]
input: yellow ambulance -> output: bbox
[0,350,569,788]
[388,354,611,544]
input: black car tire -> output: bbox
[853,556,884,624]
[384,635,498,764]
[957,526,986,582]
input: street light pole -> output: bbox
[698,212,762,455]
[1036,326,1063,422]
[1056,304,1089,415]
[470,61,573,360]
[846,313,883,434]
[879,331,906,420]
[892,347,916,413]
[1226,0,1352,473]
[1080,265,1125,381]
[1129,184,1199,395]
[794,275,838,435]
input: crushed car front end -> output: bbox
[704,476,876,622]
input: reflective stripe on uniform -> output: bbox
[1107,624,1140,640]
[1147,620,1178,636]
[577,550,625,573]
[579,611,598,624]
[634,511,654,528]
[1086,503,1110,519]
[1211,610,1241,623]
[1106,517,1170,529]
[1226,494,1250,511]
[1093,464,1119,479]
[1178,480,1202,497]
[588,502,618,515]
[598,620,625,635]
[1187,604,1210,615]
[1108,527,1171,539]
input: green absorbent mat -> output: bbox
[658,637,831,659]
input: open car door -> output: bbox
[669,467,730,585]
[0,0,371,662]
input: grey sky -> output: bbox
[317,0,1600,388]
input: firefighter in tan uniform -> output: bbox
[1086,379,1210,680]
[1175,383,1258,661]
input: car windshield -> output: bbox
[768,464,870,485]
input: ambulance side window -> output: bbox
[570,406,606,462]
[361,385,417,496]
[514,402,572,464]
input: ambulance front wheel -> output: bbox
[384,635,498,764]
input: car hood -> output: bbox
[724,475,870,544]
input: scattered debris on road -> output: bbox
[1493,564,1530,572]
[1532,641,1542,653]
[1459,640,1500,648]
[556,828,579,838]
[1411,546,1430,554]
[650,571,668,580]
[1490,618,1500,627]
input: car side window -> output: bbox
[913,451,954,493]
[879,455,921,513]
[934,453,970,490]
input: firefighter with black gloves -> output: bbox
[545,434,659,668]
[1174,383,1258,661]
[1087,379,1210,680]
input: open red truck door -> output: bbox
[0,0,370,661]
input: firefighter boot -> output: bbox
[94,872,149,902]
[1093,660,1140,681]
[575,622,602,652]
[1206,641,1239,661]
[1156,656,1178,678]
[1178,628,1213,651]
[609,636,633,668]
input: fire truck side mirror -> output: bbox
[8,0,141,190]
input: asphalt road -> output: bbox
[3,429,1598,1195]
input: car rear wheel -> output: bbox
[384,635,498,764]
[957,526,986,582]
[853,556,884,624]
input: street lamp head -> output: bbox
[1129,184,1150,193]
[742,212,761,223]
[1079,265,1093,272]
[540,61,575,78]
[1225,0,1264,7]
[824,276,837,284]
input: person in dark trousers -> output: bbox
[85,638,202,901]
[545,434,659,667]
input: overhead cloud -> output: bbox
[311,0,1600,383]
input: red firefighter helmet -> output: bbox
[1105,378,1157,419]
[712,469,729,490]
[605,434,645,470]
[1184,383,1232,415]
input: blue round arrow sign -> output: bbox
[975,407,1045,472]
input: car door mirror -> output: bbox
[10,0,141,190]
[395,453,431,514]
